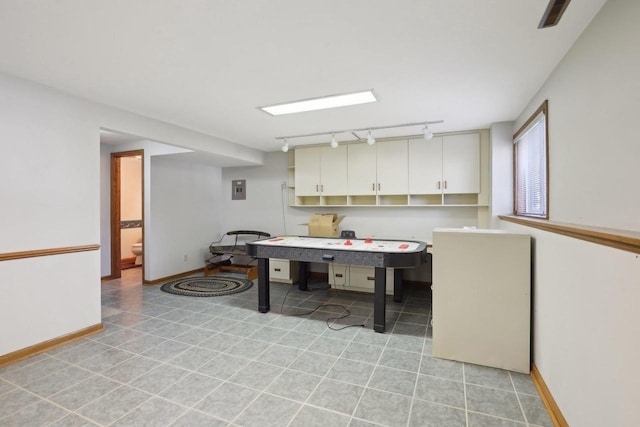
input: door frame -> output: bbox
[110,149,144,280]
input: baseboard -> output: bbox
[531,363,569,427]
[0,323,104,368]
[144,267,206,285]
[120,257,137,270]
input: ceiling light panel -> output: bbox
[260,90,377,116]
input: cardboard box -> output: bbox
[307,213,344,237]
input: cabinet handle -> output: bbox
[274,268,281,272]
[437,181,441,189]
[377,183,381,191]
[372,183,375,191]
[316,184,319,192]
[444,180,448,189]
[335,273,344,278]
[366,276,375,281]
[321,184,324,192]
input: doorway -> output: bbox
[110,150,144,280]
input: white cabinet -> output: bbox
[294,145,347,204]
[409,136,443,195]
[295,147,321,196]
[432,228,531,373]
[408,133,480,205]
[291,131,483,207]
[269,258,299,284]
[376,140,408,195]
[328,264,395,294]
[443,133,480,194]
[347,143,377,196]
[347,140,408,204]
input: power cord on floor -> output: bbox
[279,282,365,331]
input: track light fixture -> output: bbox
[423,124,434,140]
[275,120,443,151]
[330,134,339,148]
[367,129,375,145]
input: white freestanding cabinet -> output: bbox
[432,228,531,373]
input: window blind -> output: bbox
[515,112,547,216]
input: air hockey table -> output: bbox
[246,236,429,332]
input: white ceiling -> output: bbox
[0,1,606,153]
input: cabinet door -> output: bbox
[294,147,320,196]
[408,137,443,194]
[376,140,408,194]
[347,143,377,195]
[442,133,480,194]
[319,145,347,195]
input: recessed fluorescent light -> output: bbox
[260,90,377,116]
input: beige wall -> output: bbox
[120,156,142,259]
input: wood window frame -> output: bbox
[513,100,550,219]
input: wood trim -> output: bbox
[120,257,137,270]
[110,149,145,281]
[531,363,569,427]
[110,152,122,279]
[144,267,207,285]
[499,215,640,254]
[0,244,100,262]
[0,323,104,368]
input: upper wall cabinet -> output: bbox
[408,133,480,205]
[291,131,484,207]
[347,140,408,205]
[294,145,348,204]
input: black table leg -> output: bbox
[258,258,270,313]
[298,261,309,291]
[393,268,403,302]
[374,266,386,333]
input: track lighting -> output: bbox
[367,129,375,145]
[330,134,339,148]
[423,124,434,140]
[275,120,443,150]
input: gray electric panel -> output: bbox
[232,179,246,200]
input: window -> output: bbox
[514,100,548,218]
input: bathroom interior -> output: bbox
[120,155,143,270]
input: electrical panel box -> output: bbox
[232,179,246,200]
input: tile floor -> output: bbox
[0,268,553,426]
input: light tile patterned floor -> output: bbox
[0,268,553,426]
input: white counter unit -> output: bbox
[432,228,531,373]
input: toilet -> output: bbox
[131,242,143,266]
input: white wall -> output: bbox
[489,121,514,227]
[496,1,640,425]
[149,155,223,280]
[221,151,485,281]
[501,221,639,427]
[99,139,193,277]
[0,71,262,357]
[0,74,101,355]
[515,1,640,232]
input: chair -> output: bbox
[204,230,270,280]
